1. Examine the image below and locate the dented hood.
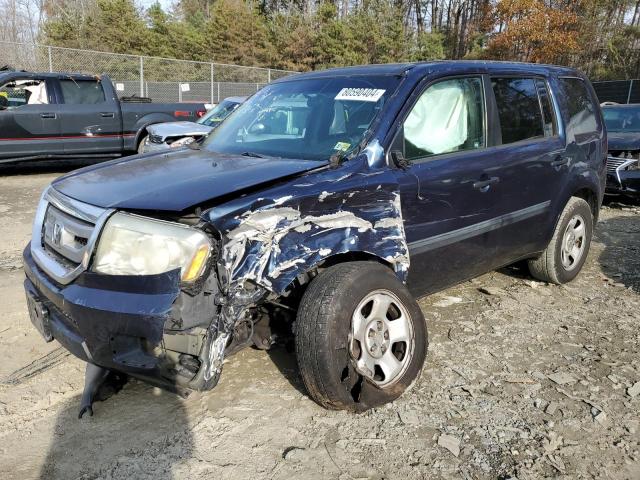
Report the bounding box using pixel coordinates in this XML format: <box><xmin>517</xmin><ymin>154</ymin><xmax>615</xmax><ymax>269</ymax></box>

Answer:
<box><xmin>52</xmin><ymin>149</ymin><xmax>327</xmax><ymax>211</ymax></box>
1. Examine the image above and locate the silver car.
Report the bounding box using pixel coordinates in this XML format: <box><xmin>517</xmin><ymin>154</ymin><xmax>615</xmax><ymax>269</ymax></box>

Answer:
<box><xmin>142</xmin><ymin>96</ymin><xmax>246</xmax><ymax>152</ymax></box>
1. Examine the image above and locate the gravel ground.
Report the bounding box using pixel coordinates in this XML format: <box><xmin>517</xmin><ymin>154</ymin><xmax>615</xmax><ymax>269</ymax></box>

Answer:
<box><xmin>0</xmin><ymin>168</ymin><xmax>639</xmax><ymax>480</ymax></box>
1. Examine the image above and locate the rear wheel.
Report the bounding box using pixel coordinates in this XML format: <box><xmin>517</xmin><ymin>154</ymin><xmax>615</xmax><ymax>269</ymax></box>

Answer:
<box><xmin>528</xmin><ymin>197</ymin><xmax>593</xmax><ymax>284</ymax></box>
<box><xmin>294</xmin><ymin>262</ymin><xmax>428</xmax><ymax>412</ymax></box>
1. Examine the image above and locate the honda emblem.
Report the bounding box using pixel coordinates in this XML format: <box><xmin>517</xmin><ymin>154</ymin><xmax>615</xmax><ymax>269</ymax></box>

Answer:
<box><xmin>52</xmin><ymin>222</ymin><xmax>63</xmax><ymax>247</ymax></box>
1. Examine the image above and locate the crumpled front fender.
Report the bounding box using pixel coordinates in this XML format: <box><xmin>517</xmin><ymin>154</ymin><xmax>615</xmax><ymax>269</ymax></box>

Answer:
<box><xmin>205</xmin><ymin>155</ymin><xmax>409</xmax><ymax>297</ymax></box>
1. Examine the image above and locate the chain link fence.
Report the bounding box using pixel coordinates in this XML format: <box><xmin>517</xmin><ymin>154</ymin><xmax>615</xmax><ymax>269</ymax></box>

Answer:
<box><xmin>592</xmin><ymin>80</ymin><xmax>640</xmax><ymax>104</ymax></box>
<box><xmin>0</xmin><ymin>41</ymin><xmax>297</xmax><ymax>103</ymax></box>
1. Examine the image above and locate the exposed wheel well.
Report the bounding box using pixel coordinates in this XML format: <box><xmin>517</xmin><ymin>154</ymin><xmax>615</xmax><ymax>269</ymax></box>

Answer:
<box><xmin>278</xmin><ymin>252</ymin><xmax>396</xmax><ymax>309</ymax></box>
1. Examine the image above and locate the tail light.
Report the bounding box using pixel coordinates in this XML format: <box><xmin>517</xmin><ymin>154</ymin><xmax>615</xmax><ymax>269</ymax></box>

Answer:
<box><xmin>196</xmin><ymin>110</ymin><xmax>206</xmax><ymax>118</ymax></box>
<box><xmin>174</xmin><ymin>111</ymin><xmax>191</xmax><ymax>118</ymax></box>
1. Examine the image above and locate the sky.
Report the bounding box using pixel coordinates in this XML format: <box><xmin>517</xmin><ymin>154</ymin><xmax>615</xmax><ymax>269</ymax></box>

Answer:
<box><xmin>136</xmin><ymin>0</ymin><xmax>174</xmax><ymax>11</ymax></box>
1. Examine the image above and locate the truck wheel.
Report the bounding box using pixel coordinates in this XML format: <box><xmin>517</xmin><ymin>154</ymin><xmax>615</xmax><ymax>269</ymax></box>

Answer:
<box><xmin>137</xmin><ymin>134</ymin><xmax>148</xmax><ymax>154</ymax></box>
<box><xmin>295</xmin><ymin>262</ymin><xmax>428</xmax><ymax>412</ymax></box>
<box><xmin>528</xmin><ymin>197</ymin><xmax>593</xmax><ymax>284</ymax></box>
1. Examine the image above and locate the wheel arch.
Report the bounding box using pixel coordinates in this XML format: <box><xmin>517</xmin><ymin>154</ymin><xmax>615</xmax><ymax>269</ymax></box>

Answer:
<box><xmin>129</xmin><ymin>112</ymin><xmax>176</xmax><ymax>150</ymax></box>
<box><xmin>280</xmin><ymin>251</ymin><xmax>397</xmax><ymax>299</ymax></box>
<box><xmin>556</xmin><ymin>169</ymin><xmax>603</xmax><ymax>228</ymax></box>
<box><xmin>571</xmin><ymin>186</ymin><xmax>600</xmax><ymax>223</ymax></box>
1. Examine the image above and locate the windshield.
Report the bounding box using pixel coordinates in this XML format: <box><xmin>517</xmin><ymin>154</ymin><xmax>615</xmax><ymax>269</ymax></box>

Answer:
<box><xmin>603</xmin><ymin>106</ymin><xmax>640</xmax><ymax>133</ymax></box>
<box><xmin>198</xmin><ymin>99</ymin><xmax>241</xmax><ymax>127</ymax></box>
<box><xmin>202</xmin><ymin>75</ymin><xmax>402</xmax><ymax>161</ymax></box>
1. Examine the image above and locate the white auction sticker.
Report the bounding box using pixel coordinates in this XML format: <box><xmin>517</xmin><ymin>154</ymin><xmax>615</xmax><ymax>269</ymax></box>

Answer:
<box><xmin>335</xmin><ymin>88</ymin><xmax>385</xmax><ymax>102</ymax></box>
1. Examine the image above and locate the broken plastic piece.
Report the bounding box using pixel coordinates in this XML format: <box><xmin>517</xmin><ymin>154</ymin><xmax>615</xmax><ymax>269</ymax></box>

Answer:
<box><xmin>78</xmin><ymin>362</ymin><xmax>111</xmax><ymax>419</ymax></box>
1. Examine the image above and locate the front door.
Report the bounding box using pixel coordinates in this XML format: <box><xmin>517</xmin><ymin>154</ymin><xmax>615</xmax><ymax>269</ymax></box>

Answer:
<box><xmin>395</xmin><ymin>75</ymin><xmax>505</xmax><ymax>296</ymax></box>
<box><xmin>0</xmin><ymin>76</ymin><xmax>62</xmax><ymax>161</ymax></box>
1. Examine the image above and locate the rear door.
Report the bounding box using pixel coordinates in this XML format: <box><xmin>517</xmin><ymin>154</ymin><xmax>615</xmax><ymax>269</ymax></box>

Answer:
<box><xmin>52</xmin><ymin>77</ymin><xmax>123</xmax><ymax>154</ymax></box>
<box><xmin>0</xmin><ymin>75</ymin><xmax>62</xmax><ymax>160</ymax></box>
<box><xmin>483</xmin><ymin>75</ymin><xmax>566</xmax><ymax>265</ymax></box>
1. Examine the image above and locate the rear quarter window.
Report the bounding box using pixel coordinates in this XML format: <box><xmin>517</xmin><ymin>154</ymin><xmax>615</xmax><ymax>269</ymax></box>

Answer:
<box><xmin>558</xmin><ymin>77</ymin><xmax>599</xmax><ymax>142</ymax></box>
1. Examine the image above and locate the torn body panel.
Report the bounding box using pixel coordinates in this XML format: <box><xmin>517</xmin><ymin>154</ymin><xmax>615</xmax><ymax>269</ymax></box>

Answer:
<box><xmin>207</xmin><ymin>155</ymin><xmax>409</xmax><ymax>294</ymax></box>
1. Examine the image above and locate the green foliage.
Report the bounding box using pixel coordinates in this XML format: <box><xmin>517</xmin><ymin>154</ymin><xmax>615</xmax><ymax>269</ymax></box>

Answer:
<box><xmin>268</xmin><ymin>12</ymin><xmax>315</xmax><ymax>71</ymax></box>
<box><xmin>204</xmin><ymin>0</ymin><xmax>275</xmax><ymax>67</ymax></box>
<box><xmin>410</xmin><ymin>32</ymin><xmax>446</xmax><ymax>62</ymax></box>
<box><xmin>346</xmin><ymin>0</ymin><xmax>408</xmax><ymax>64</ymax></box>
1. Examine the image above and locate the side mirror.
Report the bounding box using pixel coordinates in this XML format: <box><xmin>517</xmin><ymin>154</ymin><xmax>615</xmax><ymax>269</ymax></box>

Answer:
<box><xmin>391</xmin><ymin>150</ymin><xmax>411</xmax><ymax>169</ymax></box>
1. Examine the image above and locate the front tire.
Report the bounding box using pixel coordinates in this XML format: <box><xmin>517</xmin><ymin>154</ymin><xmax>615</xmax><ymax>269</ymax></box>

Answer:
<box><xmin>294</xmin><ymin>262</ymin><xmax>428</xmax><ymax>412</ymax></box>
<box><xmin>528</xmin><ymin>197</ymin><xmax>593</xmax><ymax>284</ymax></box>
<box><xmin>137</xmin><ymin>134</ymin><xmax>148</xmax><ymax>154</ymax></box>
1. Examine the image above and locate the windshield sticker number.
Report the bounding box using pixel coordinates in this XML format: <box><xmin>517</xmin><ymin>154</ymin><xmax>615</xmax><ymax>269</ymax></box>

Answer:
<box><xmin>335</xmin><ymin>88</ymin><xmax>385</xmax><ymax>102</ymax></box>
<box><xmin>334</xmin><ymin>142</ymin><xmax>351</xmax><ymax>151</ymax></box>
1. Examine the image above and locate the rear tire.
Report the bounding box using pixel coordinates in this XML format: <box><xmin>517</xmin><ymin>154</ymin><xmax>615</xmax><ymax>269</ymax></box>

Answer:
<box><xmin>528</xmin><ymin>197</ymin><xmax>593</xmax><ymax>284</ymax></box>
<box><xmin>294</xmin><ymin>262</ymin><xmax>428</xmax><ymax>412</ymax></box>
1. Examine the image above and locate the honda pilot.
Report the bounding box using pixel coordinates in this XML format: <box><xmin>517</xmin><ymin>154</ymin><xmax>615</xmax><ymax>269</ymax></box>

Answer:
<box><xmin>23</xmin><ymin>62</ymin><xmax>606</xmax><ymax>416</ymax></box>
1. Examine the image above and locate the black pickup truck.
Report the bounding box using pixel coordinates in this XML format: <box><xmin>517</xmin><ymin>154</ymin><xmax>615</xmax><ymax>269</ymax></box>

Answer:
<box><xmin>0</xmin><ymin>70</ymin><xmax>207</xmax><ymax>163</ymax></box>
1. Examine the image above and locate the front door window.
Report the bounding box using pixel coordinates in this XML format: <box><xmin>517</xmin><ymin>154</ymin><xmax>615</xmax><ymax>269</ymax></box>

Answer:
<box><xmin>0</xmin><ymin>78</ymin><xmax>49</xmax><ymax>110</ymax></box>
<box><xmin>403</xmin><ymin>77</ymin><xmax>485</xmax><ymax>160</ymax></box>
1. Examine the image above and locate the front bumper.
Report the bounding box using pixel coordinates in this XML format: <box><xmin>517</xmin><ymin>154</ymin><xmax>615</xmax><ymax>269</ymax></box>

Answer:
<box><xmin>23</xmin><ymin>244</ymin><xmax>193</xmax><ymax>392</ymax></box>
<box><xmin>606</xmin><ymin>156</ymin><xmax>640</xmax><ymax>197</ymax></box>
<box><xmin>606</xmin><ymin>170</ymin><xmax>640</xmax><ymax>196</ymax></box>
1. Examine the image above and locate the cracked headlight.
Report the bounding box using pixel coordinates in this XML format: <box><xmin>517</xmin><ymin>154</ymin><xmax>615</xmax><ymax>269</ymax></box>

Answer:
<box><xmin>93</xmin><ymin>212</ymin><xmax>212</xmax><ymax>282</ymax></box>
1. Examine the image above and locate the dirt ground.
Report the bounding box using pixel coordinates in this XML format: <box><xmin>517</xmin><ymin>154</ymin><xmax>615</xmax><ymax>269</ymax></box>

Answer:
<box><xmin>0</xmin><ymin>166</ymin><xmax>639</xmax><ymax>480</ymax></box>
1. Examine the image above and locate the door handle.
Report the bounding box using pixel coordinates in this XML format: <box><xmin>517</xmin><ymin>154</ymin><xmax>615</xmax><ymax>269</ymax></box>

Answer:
<box><xmin>100</xmin><ymin>112</ymin><xmax>115</xmax><ymax>118</ymax></box>
<box><xmin>40</xmin><ymin>113</ymin><xmax>56</xmax><ymax>119</ymax></box>
<box><xmin>473</xmin><ymin>176</ymin><xmax>500</xmax><ymax>192</ymax></box>
<box><xmin>551</xmin><ymin>157</ymin><xmax>569</xmax><ymax>169</ymax></box>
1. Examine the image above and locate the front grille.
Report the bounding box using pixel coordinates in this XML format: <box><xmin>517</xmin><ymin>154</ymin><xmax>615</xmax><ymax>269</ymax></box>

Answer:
<box><xmin>149</xmin><ymin>134</ymin><xmax>164</xmax><ymax>144</ymax></box>
<box><xmin>31</xmin><ymin>188</ymin><xmax>111</xmax><ymax>285</ymax></box>
<box><xmin>607</xmin><ymin>156</ymin><xmax>631</xmax><ymax>174</ymax></box>
<box><xmin>42</xmin><ymin>205</ymin><xmax>94</xmax><ymax>266</ymax></box>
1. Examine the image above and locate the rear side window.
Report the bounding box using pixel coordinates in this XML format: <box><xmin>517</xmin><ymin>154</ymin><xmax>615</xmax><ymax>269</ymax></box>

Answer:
<box><xmin>60</xmin><ymin>80</ymin><xmax>105</xmax><ymax>104</ymax></box>
<box><xmin>402</xmin><ymin>77</ymin><xmax>485</xmax><ymax>160</ymax></box>
<box><xmin>559</xmin><ymin>77</ymin><xmax>598</xmax><ymax>140</ymax></box>
<box><xmin>492</xmin><ymin>77</ymin><xmax>546</xmax><ymax>144</ymax></box>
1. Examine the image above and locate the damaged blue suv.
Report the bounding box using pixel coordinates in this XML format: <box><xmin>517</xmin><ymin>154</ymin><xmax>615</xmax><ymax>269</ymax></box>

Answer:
<box><xmin>24</xmin><ymin>62</ymin><xmax>606</xmax><ymax>416</ymax></box>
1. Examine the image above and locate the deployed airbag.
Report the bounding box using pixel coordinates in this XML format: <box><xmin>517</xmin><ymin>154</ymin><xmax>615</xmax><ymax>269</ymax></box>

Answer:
<box><xmin>404</xmin><ymin>82</ymin><xmax>468</xmax><ymax>155</ymax></box>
